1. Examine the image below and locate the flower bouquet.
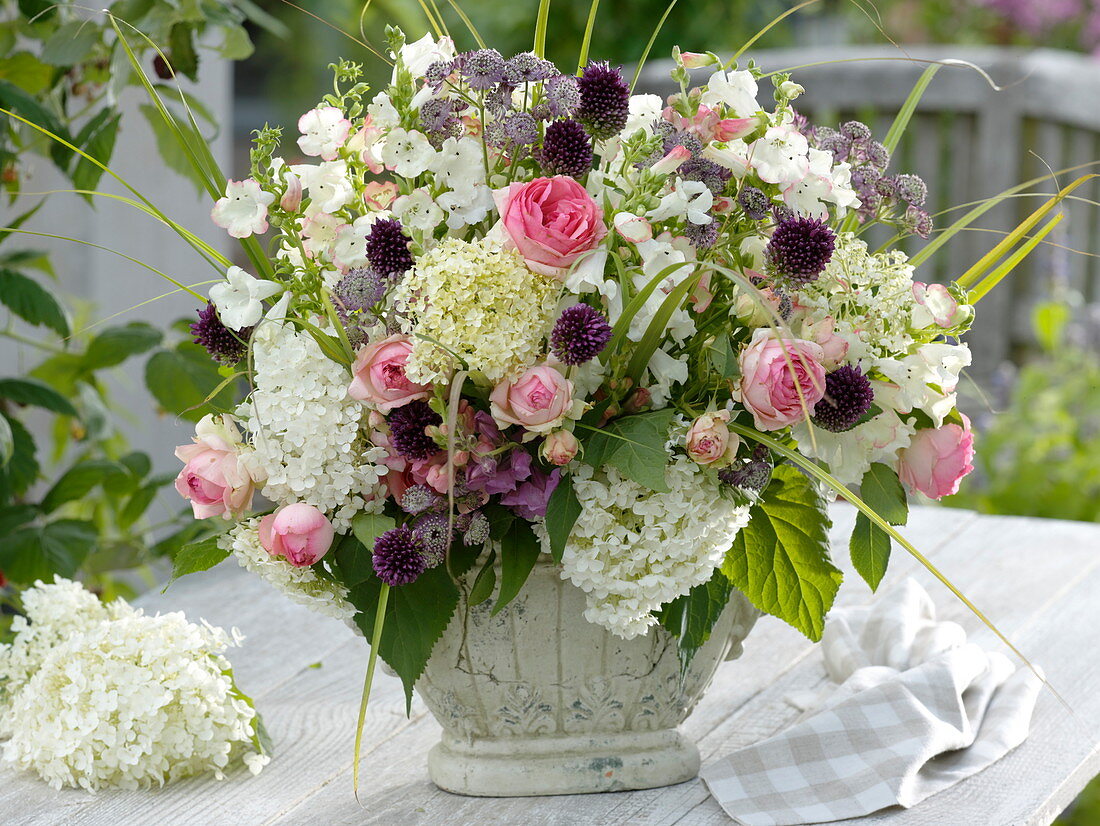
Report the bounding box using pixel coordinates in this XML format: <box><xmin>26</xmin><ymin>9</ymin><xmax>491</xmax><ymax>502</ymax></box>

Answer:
<box><xmin>16</xmin><ymin>3</ymin><xmax>1079</xmax><ymax>800</ymax></box>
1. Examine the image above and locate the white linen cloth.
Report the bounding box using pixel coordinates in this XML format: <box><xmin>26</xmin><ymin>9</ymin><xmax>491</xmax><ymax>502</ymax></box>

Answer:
<box><xmin>700</xmin><ymin>579</ymin><xmax>1042</xmax><ymax>826</ymax></box>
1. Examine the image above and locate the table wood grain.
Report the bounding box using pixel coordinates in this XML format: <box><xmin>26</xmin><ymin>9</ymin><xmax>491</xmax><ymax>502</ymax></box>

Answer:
<box><xmin>3</xmin><ymin>505</ymin><xmax>1099</xmax><ymax>826</ymax></box>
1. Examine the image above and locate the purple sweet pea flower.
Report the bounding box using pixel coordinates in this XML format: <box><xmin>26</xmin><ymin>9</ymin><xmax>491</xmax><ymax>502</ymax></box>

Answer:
<box><xmin>501</xmin><ymin>468</ymin><xmax>561</xmax><ymax>520</ymax></box>
<box><xmin>466</xmin><ymin>448</ymin><xmax>533</xmax><ymax>496</ymax></box>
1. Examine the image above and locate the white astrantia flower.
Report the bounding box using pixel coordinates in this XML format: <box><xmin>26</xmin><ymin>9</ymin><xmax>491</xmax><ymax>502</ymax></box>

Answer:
<box><xmin>436</xmin><ymin>183</ymin><xmax>494</xmax><ymax>229</ymax></box>
<box><xmin>242</xmin><ymin>319</ymin><xmax>388</xmax><ymax>532</ymax></box>
<box><xmin>393</xmin><ymin>188</ymin><xmax>445</xmax><ymax>233</ymax></box>
<box><xmin>648</xmin><ymin>177</ymin><xmax>714</xmax><ymax>225</ymax></box>
<box><xmin>562</xmin><ymin>456</ymin><xmax>751</xmax><ymax>639</ymax></box>
<box><xmin>296</xmin><ymin>106</ymin><xmax>352</xmax><ymax>161</ymax></box>
<box><xmin>382</xmin><ymin>128</ymin><xmax>435</xmax><ymax>177</ymax></box>
<box><xmin>221</xmin><ymin>520</ymin><xmax>355</xmax><ymax>621</ymax></box>
<box><xmin>210</xmin><ymin>179</ymin><xmax>275</xmax><ymax>239</ymax></box>
<box><xmin>291</xmin><ymin>160</ymin><xmax>356</xmax><ymax>215</ymax></box>
<box><xmin>209</xmin><ymin>267</ymin><xmax>282</xmax><ymax>331</ymax></box>
<box><xmin>750</xmin><ymin>126</ymin><xmax>810</xmax><ymax>185</ymax></box>
<box><xmin>700</xmin><ymin>69</ymin><xmax>759</xmax><ymax>117</ymax></box>
<box><xmin>0</xmin><ymin>577</ymin><xmax>266</xmax><ymax>791</ymax></box>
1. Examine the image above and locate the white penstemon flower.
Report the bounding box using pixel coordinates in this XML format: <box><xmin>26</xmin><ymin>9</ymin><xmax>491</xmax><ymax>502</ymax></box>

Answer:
<box><xmin>381</xmin><ymin>128</ymin><xmax>436</xmax><ymax>177</ymax></box>
<box><xmin>210</xmin><ymin>179</ymin><xmax>275</xmax><ymax>239</ymax></box>
<box><xmin>393</xmin><ymin>188</ymin><xmax>445</xmax><ymax>233</ymax></box>
<box><xmin>750</xmin><ymin>125</ymin><xmax>810</xmax><ymax>185</ymax></box>
<box><xmin>291</xmin><ymin>160</ymin><xmax>356</xmax><ymax>215</ymax></box>
<box><xmin>296</xmin><ymin>106</ymin><xmax>352</xmax><ymax>161</ymax></box>
<box><xmin>209</xmin><ymin>267</ymin><xmax>282</xmax><ymax>331</ymax></box>
<box><xmin>394</xmin><ymin>32</ymin><xmax>456</xmax><ymax>80</ymax></box>
<box><xmin>332</xmin><ymin>214</ymin><xmax>384</xmax><ymax>269</ymax></box>
<box><xmin>428</xmin><ymin>136</ymin><xmax>485</xmax><ymax>190</ymax></box>
<box><xmin>700</xmin><ymin>68</ymin><xmax>759</xmax><ymax>117</ymax></box>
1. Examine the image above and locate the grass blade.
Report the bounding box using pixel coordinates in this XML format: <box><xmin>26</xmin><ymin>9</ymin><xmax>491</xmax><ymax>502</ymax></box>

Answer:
<box><xmin>444</xmin><ymin>0</ymin><xmax>486</xmax><ymax>48</ymax></box>
<box><xmin>533</xmin><ymin>0</ymin><xmax>552</xmax><ymax>59</ymax></box>
<box><xmin>726</xmin><ymin>0</ymin><xmax>822</xmax><ymax>69</ymax></box>
<box><xmin>630</xmin><ymin>0</ymin><xmax>678</xmax><ymax>92</ymax></box>
<box><xmin>576</xmin><ymin>0</ymin><xmax>600</xmax><ymax>74</ymax></box>
<box><xmin>969</xmin><ymin>212</ymin><xmax>1064</xmax><ymax>302</ymax></box>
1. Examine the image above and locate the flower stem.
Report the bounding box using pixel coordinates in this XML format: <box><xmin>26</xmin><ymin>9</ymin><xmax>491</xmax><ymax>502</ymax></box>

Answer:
<box><xmin>353</xmin><ymin>583</ymin><xmax>389</xmax><ymax>803</ymax></box>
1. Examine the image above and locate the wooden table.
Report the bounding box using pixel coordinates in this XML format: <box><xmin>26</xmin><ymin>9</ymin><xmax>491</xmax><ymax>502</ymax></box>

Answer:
<box><xmin>4</xmin><ymin>505</ymin><xmax>1100</xmax><ymax>825</ymax></box>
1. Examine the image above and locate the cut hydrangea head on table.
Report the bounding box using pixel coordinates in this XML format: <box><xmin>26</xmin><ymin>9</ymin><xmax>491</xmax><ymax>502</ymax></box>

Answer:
<box><xmin>175</xmin><ymin>29</ymin><xmax>1043</xmax><ymax>716</ymax></box>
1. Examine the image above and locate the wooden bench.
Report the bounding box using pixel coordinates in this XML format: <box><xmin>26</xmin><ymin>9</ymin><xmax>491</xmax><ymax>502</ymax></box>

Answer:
<box><xmin>3</xmin><ymin>505</ymin><xmax>1099</xmax><ymax>824</ymax></box>
<box><xmin>641</xmin><ymin>46</ymin><xmax>1100</xmax><ymax>380</ymax></box>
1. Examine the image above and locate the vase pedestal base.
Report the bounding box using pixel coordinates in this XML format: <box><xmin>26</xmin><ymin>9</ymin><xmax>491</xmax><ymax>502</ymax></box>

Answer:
<box><xmin>427</xmin><ymin>728</ymin><xmax>700</xmax><ymax>797</ymax></box>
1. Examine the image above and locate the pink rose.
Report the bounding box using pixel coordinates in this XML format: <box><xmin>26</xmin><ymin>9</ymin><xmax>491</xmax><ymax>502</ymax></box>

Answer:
<box><xmin>738</xmin><ymin>329</ymin><xmax>827</xmax><ymax>431</ymax></box>
<box><xmin>490</xmin><ymin>365</ymin><xmax>574</xmax><ymax>434</ymax></box>
<box><xmin>493</xmin><ymin>176</ymin><xmax>607</xmax><ymax>278</ymax></box>
<box><xmin>686</xmin><ymin>411</ymin><xmax>740</xmax><ymax>466</ymax></box>
<box><xmin>259</xmin><ymin>503</ymin><xmax>335</xmax><ymax>567</ymax></box>
<box><xmin>541</xmin><ymin>430</ymin><xmax>580</xmax><ymax>466</ymax></box>
<box><xmin>174</xmin><ymin>415</ymin><xmax>258</xmax><ymax>519</ymax></box>
<box><xmin>348</xmin><ymin>335</ymin><xmax>432</xmax><ymax>412</ymax></box>
<box><xmin>897</xmin><ymin>415</ymin><xmax>975</xmax><ymax>500</ymax></box>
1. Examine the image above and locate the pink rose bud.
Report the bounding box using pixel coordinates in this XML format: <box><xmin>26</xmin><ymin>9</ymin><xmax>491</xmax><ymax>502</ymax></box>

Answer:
<box><xmin>897</xmin><ymin>415</ymin><xmax>975</xmax><ymax>500</ymax></box>
<box><xmin>492</xmin><ymin>176</ymin><xmax>608</xmax><ymax>279</ymax></box>
<box><xmin>542</xmin><ymin>430</ymin><xmax>580</xmax><ymax>466</ymax></box>
<box><xmin>174</xmin><ymin>415</ymin><xmax>258</xmax><ymax>519</ymax></box>
<box><xmin>803</xmin><ymin>316</ymin><xmax>849</xmax><ymax>368</ymax></box>
<box><xmin>348</xmin><ymin>334</ymin><xmax>432</xmax><ymax>412</ymax></box>
<box><xmin>650</xmin><ymin>145</ymin><xmax>692</xmax><ymax>176</ymax></box>
<box><xmin>259</xmin><ymin>503</ymin><xmax>335</xmax><ymax>567</ymax></box>
<box><xmin>737</xmin><ymin>329</ymin><xmax>827</xmax><ymax>431</ymax></box>
<box><xmin>623</xmin><ymin>387</ymin><xmax>652</xmax><ymax>414</ymax></box>
<box><xmin>490</xmin><ymin>364</ymin><xmax>574</xmax><ymax>434</ymax></box>
<box><xmin>280</xmin><ymin>169</ymin><xmax>302</xmax><ymax>212</ymax></box>
<box><xmin>685</xmin><ymin>411</ymin><xmax>739</xmax><ymax>466</ymax></box>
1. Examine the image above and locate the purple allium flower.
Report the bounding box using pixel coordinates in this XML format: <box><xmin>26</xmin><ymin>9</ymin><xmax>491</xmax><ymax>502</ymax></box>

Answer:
<box><xmin>685</xmin><ymin>220</ymin><xmax>719</xmax><ymax>250</ymax></box>
<box><xmin>840</xmin><ymin>120</ymin><xmax>872</xmax><ymax>142</ymax></box>
<box><xmin>388</xmin><ymin>401</ymin><xmax>442</xmax><ymax>460</ymax></box>
<box><xmin>541</xmin><ymin>119</ymin><xmax>593</xmax><ymax>178</ymax></box>
<box><xmin>457</xmin><ymin>48</ymin><xmax>506</xmax><ymax>90</ymax></box>
<box><xmin>501</xmin><ymin>468</ymin><xmax>560</xmax><ymax>520</ymax></box>
<box><xmin>504</xmin><ymin>111</ymin><xmax>539</xmax><ymax>146</ymax></box>
<box><xmin>738</xmin><ymin>186</ymin><xmax>771</xmax><ymax>220</ymax></box>
<box><xmin>550</xmin><ymin>304</ymin><xmax>612</xmax><ymax>365</ymax></box>
<box><xmin>545</xmin><ymin>74</ymin><xmax>581</xmax><ymax>118</ymax></box>
<box><xmin>372</xmin><ymin>525</ymin><xmax>428</xmax><ymax>586</ymax></box>
<box><xmin>191</xmin><ymin>303</ymin><xmax>250</xmax><ymax>365</ymax></box>
<box><xmin>401</xmin><ymin>484</ymin><xmax>442</xmax><ymax>515</ymax></box>
<box><xmin>894</xmin><ymin>173</ymin><xmax>928</xmax><ymax>207</ymax></box>
<box><xmin>718</xmin><ymin>461</ymin><xmax>773</xmax><ymax>492</ymax></box>
<box><xmin>765</xmin><ymin>216</ymin><xmax>837</xmax><ymax>285</ymax></box>
<box><xmin>365</xmin><ymin>218</ymin><xmax>413</xmax><ymax>277</ymax></box>
<box><xmin>811</xmin><ymin>366</ymin><xmax>875</xmax><ymax>432</ymax></box>
<box><xmin>576</xmin><ymin>61</ymin><xmax>630</xmax><ymax>141</ymax></box>
<box><xmin>413</xmin><ymin>513</ymin><xmax>451</xmax><ymax>567</ymax></box>
<box><xmin>507</xmin><ymin>51</ymin><xmax>557</xmax><ymax>82</ymax></box>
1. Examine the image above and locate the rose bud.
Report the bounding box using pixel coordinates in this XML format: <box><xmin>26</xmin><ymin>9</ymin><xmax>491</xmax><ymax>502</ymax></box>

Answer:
<box><xmin>259</xmin><ymin>503</ymin><xmax>335</xmax><ymax>567</ymax></box>
<box><xmin>542</xmin><ymin>430</ymin><xmax>580</xmax><ymax>466</ymax></box>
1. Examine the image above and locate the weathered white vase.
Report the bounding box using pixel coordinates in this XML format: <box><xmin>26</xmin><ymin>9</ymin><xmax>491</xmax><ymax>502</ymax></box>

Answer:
<box><xmin>417</xmin><ymin>559</ymin><xmax>760</xmax><ymax>796</ymax></box>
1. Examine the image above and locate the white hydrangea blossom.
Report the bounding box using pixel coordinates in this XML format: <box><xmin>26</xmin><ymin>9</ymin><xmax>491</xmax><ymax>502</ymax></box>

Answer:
<box><xmin>0</xmin><ymin>578</ymin><xmax>265</xmax><ymax>791</ymax></box>
<box><xmin>220</xmin><ymin>520</ymin><xmax>355</xmax><ymax>621</ymax></box>
<box><xmin>561</xmin><ymin>456</ymin><xmax>751</xmax><ymax>639</ymax></box>
<box><xmin>243</xmin><ymin>319</ymin><xmax>388</xmax><ymax>532</ymax></box>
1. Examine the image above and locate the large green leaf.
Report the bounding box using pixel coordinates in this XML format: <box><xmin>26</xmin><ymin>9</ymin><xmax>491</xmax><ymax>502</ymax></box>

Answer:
<box><xmin>0</xmin><ymin>268</ymin><xmax>69</xmax><ymax>337</ymax></box>
<box><xmin>40</xmin><ymin>458</ymin><xmax>131</xmax><ymax>513</ymax></box>
<box><xmin>351</xmin><ymin>511</ymin><xmax>396</xmax><ymax>553</ymax></box>
<box><xmin>850</xmin><ymin>511</ymin><xmax>891</xmax><ymax>592</ymax></box>
<box><xmin>655</xmin><ymin>570</ymin><xmax>735</xmax><ymax>669</ymax></box>
<box><xmin>721</xmin><ymin>465</ymin><xmax>841</xmax><ymax>641</ymax></box>
<box><xmin>40</xmin><ymin>21</ymin><xmax>101</xmax><ymax>67</ymax></box>
<box><xmin>492</xmin><ymin>514</ymin><xmax>540</xmax><ymax>615</ymax></box>
<box><xmin>544</xmin><ymin>471</ymin><xmax>581</xmax><ymax>563</ymax></box>
<box><xmin>333</xmin><ymin>531</ymin><xmax>375</xmax><ymax>588</ymax></box>
<box><xmin>579</xmin><ymin>408</ymin><xmax>676</xmax><ymax>492</ymax></box>
<box><xmin>468</xmin><ymin>548</ymin><xmax>497</xmax><ymax>606</ymax></box>
<box><xmin>859</xmin><ymin>463</ymin><xmax>908</xmax><ymax>526</ymax></box>
<box><xmin>348</xmin><ymin>565</ymin><xmax>461</xmax><ymax>711</ymax></box>
<box><xmin>70</xmin><ymin>108</ymin><xmax>121</xmax><ymax>193</ymax></box>
<box><xmin>0</xmin><ymin>377</ymin><xmax>78</xmax><ymax>417</ymax></box>
<box><xmin>0</xmin><ymin>414</ymin><xmax>38</xmax><ymax>502</ymax></box>
<box><xmin>0</xmin><ymin>519</ymin><xmax>96</xmax><ymax>583</ymax></box>
<box><xmin>0</xmin><ymin>52</ymin><xmax>52</xmax><ymax>95</ymax></box>
<box><xmin>83</xmin><ymin>322</ymin><xmax>162</xmax><ymax>370</ymax></box>
<box><xmin>167</xmin><ymin>535</ymin><xmax>231</xmax><ymax>588</ymax></box>
<box><xmin>145</xmin><ymin>342</ymin><xmax>238</xmax><ymax>421</ymax></box>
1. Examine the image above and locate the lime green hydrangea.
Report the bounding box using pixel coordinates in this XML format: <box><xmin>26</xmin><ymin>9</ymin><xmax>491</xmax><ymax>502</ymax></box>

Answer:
<box><xmin>393</xmin><ymin>237</ymin><xmax>561</xmax><ymax>384</ymax></box>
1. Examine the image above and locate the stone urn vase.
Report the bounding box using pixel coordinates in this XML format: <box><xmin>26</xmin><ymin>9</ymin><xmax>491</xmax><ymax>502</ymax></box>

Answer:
<box><xmin>417</xmin><ymin>559</ymin><xmax>760</xmax><ymax>797</ymax></box>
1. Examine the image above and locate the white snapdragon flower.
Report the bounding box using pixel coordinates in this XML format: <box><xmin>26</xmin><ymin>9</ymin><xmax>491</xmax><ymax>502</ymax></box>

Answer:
<box><xmin>648</xmin><ymin>178</ymin><xmax>714</xmax><ymax>225</ymax></box>
<box><xmin>296</xmin><ymin>106</ymin><xmax>352</xmax><ymax>161</ymax></box>
<box><xmin>702</xmin><ymin>139</ymin><xmax>753</xmax><ymax>178</ymax></box>
<box><xmin>436</xmin><ymin>184</ymin><xmax>494</xmax><ymax>229</ymax></box>
<box><xmin>394</xmin><ymin>33</ymin><xmax>456</xmax><ymax>80</ymax></box>
<box><xmin>393</xmin><ymin>189</ymin><xmax>445</xmax><ymax>233</ymax></box>
<box><xmin>291</xmin><ymin>160</ymin><xmax>356</xmax><ymax>215</ymax></box>
<box><xmin>875</xmin><ymin>343</ymin><xmax>972</xmax><ymax>427</ymax></box>
<box><xmin>700</xmin><ymin>69</ymin><xmax>759</xmax><ymax>117</ymax></box>
<box><xmin>382</xmin><ymin>128</ymin><xmax>435</xmax><ymax>177</ymax></box>
<box><xmin>793</xmin><ymin>407</ymin><xmax>917</xmax><ymax>489</ymax></box>
<box><xmin>428</xmin><ymin>136</ymin><xmax>485</xmax><ymax>190</ymax></box>
<box><xmin>646</xmin><ymin>347</ymin><xmax>689</xmax><ymax>408</ymax></box>
<box><xmin>210</xmin><ymin>179</ymin><xmax>275</xmax><ymax>239</ymax></box>
<box><xmin>332</xmin><ymin>214</ymin><xmax>383</xmax><ymax>269</ymax></box>
<box><xmin>750</xmin><ymin>126</ymin><xmax>810</xmax><ymax>184</ymax></box>
<box><xmin>623</xmin><ymin>93</ymin><xmax>664</xmax><ymax>136</ymax></box>
<box><xmin>209</xmin><ymin>267</ymin><xmax>282</xmax><ymax>331</ymax></box>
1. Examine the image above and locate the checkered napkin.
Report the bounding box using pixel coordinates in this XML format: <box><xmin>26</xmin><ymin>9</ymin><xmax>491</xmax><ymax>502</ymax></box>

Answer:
<box><xmin>700</xmin><ymin>579</ymin><xmax>1042</xmax><ymax>826</ymax></box>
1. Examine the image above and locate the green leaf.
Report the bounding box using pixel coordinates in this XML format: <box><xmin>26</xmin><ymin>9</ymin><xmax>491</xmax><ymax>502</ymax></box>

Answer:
<box><xmin>545</xmin><ymin>471</ymin><xmax>581</xmax><ymax>563</ymax></box>
<box><xmin>0</xmin><ymin>519</ymin><xmax>96</xmax><ymax>583</ymax></box>
<box><xmin>0</xmin><ymin>377</ymin><xmax>78</xmax><ymax>417</ymax></box>
<box><xmin>70</xmin><ymin>109</ymin><xmax>121</xmax><ymax>193</ymax></box>
<box><xmin>83</xmin><ymin>322</ymin><xmax>162</xmax><ymax>370</ymax></box>
<box><xmin>721</xmin><ymin>465</ymin><xmax>841</xmax><ymax>641</ymax></box>
<box><xmin>218</xmin><ymin>24</ymin><xmax>255</xmax><ymax>60</ymax></box>
<box><xmin>138</xmin><ymin>103</ymin><xmax>208</xmax><ymax>194</ymax></box>
<box><xmin>0</xmin><ymin>52</ymin><xmax>53</xmax><ymax>95</ymax></box>
<box><xmin>468</xmin><ymin>548</ymin><xmax>497</xmax><ymax>606</ymax></box>
<box><xmin>859</xmin><ymin>463</ymin><xmax>908</xmax><ymax>526</ymax></box>
<box><xmin>655</xmin><ymin>570</ymin><xmax>734</xmax><ymax>669</ymax></box>
<box><xmin>579</xmin><ymin>408</ymin><xmax>676</xmax><ymax>492</ymax></box>
<box><xmin>168</xmin><ymin>23</ymin><xmax>200</xmax><ymax>81</ymax></box>
<box><xmin>850</xmin><ymin>511</ymin><xmax>891</xmax><ymax>592</ymax></box>
<box><xmin>40</xmin><ymin>458</ymin><xmax>130</xmax><ymax>513</ymax></box>
<box><xmin>0</xmin><ymin>203</ymin><xmax>45</xmax><ymax>244</ymax></box>
<box><xmin>333</xmin><ymin>532</ymin><xmax>374</xmax><ymax>588</ymax></box>
<box><xmin>40</xmin><ymin>21</ymin><xmax>101</xmax><ymax>67</ymax></box>
<box><xmin>0</xmin><ymin>504</ymin><xmax>37</xmax><ymax>535</ymax></box>
<box><xmin>348</xmin><ymin>565</ymin><xmax>460</xmax><ymax>710</ymax></box>
<box><xmin>168</xmin><ymin>535</ymin><xmax>230</xmax><ymax>587</ymax></box>
<box><xmin>0</xmin><ymin>268</ymin><xmax>69</xmax><ymax>337</ymax></box>
<box><xmin>492</xmin><ymin>516</ymin><xmax>540</xmax><ymax>615</ymax></box>
<box><xmin>145</xmin><ymin>343</ymin><xmax>238</xmax><ymax>421</ymax></box>
<box><xmin>351</xmin><ymin>511</ymin><xmax>395</xmax><ymax>552</ymax></box>
<box><xmin>0</xmin><ymin>414</ymin><xmax>39</xmax><ymax>501</ymax></box>
<box><xmin>706</xmin><ymin>333</ymin><xmax>740</xmax><ymax>381</ymax></box>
